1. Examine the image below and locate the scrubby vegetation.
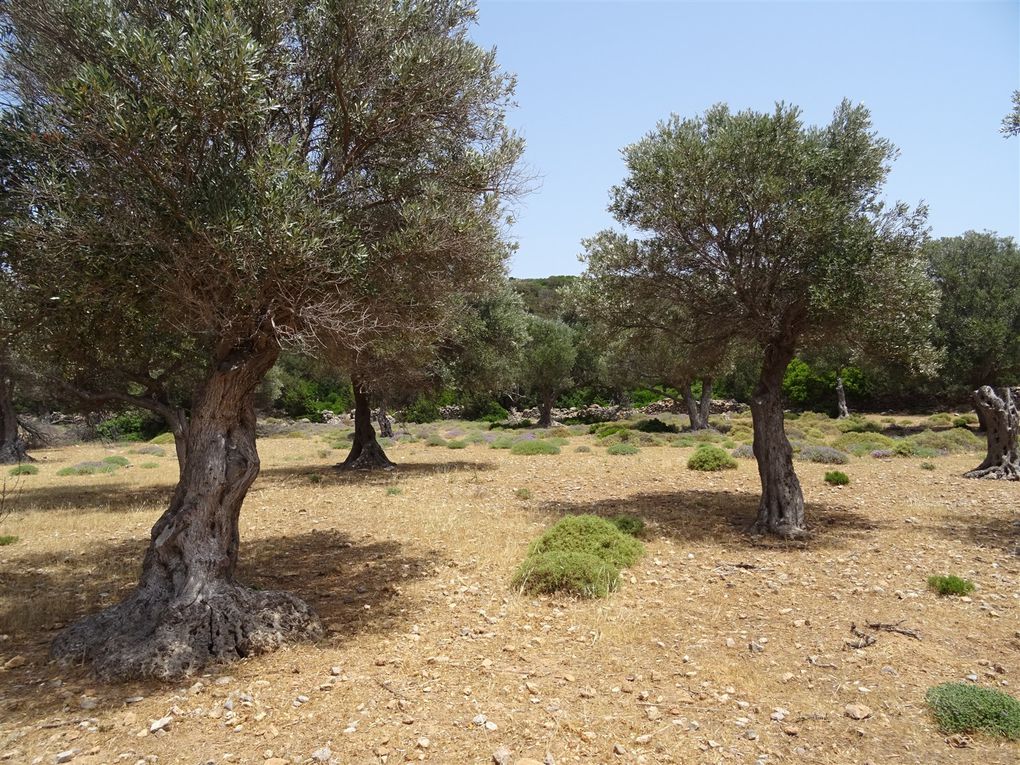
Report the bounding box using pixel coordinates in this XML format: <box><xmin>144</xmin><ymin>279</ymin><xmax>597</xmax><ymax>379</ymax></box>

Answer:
<box><xmin>510</xmin><ymin>439</ymin><xmax>560</xmax><ymax>455</ymax></box>
<box><xmin>927</xmin><ymin>574</ymin><xmax>975</xmax><ymax>597</ymax></box>
<box><xmin>824</xmin><ymin>470</ymin><xmax>850</xmax><ymax>486</ymax></box>
<box><xmin>607</xmin><ymin>443</ymin><xmax>639</xmax><ymax>456</ymax></box>
<box><xmin>687</xmin><ymin>444</ymin><xmax>738</xmax><ymax>471</ymax></box>
<box><xmin>8</xmin><ymin>464</ymin><xmax>37</xmax><ymax>476</ymax></box>
<box><xmin>925</xmin><ymin>683</ymin><xmax>1020</xmax><ymax>739</ymax></box>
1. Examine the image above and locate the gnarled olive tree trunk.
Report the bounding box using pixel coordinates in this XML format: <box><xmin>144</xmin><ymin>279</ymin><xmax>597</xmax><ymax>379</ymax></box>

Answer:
<box><xmin>341</xmin><ymin>381</ymin><xmax>394</xmax><ymax>470</ymax></box>
<box><xmin>375</xmin><ymin>401</ymin><xmax>394</xmax><ymax>439</ymax></box>
<box><xmin>683</xmin><ymin>378</ymin><xmax>714</xmax><ymax>430</ymax></box>
<box><xmin>835</xmin><ymin>376</ymin><xmax>850</xmax><ymax>419</ymax></box>
<box><xmin>537</xmin><ymin>392</ymin><xmax>555</xmax><ymax>428</ymax></box>
<box><xmin>52</xmin><ymin>337</ymin><xmax>321</xmax><ymax>679</ymax></box>
<box><xmin>750</xmin><ymin>339</ymin><xmax>806</xmax><ymax>538</ymax></box>
<box><xmin>0</xmin><ymin>362</ymin><xmax>30</xmax><ymax>464</ymax></box>
<box><xmin>965</xmin><ymin>385</ymin><xmax>1019</xmax><ymax>480</ymax></box>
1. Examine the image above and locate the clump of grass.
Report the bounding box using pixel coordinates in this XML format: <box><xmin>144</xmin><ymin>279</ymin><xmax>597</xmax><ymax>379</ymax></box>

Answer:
<box><xmin>512</xmin><ymin>515</ymin><xmax>644</xmax><ymax>598</ymax></box>
<box><xmin>285</xmin><ymin>430</ymin><xmax>309</xmax><ymax>439</ymax></box>
<box><xmin>610</xmin><ymin>515</ymin><xmax>645</xmax><ymax>537</ymax></box>
<box><xmin>425</xmin><ymin>434</ymin><xmax>448</xmax><ymax>447</ymax></box>
<box><xmin>0</xmin><ymin>535</ymin><xmax>18</xmax><ymax>546</ymax></box>
<box><xmin>139</xmin><ymin>462</ymin><xmax>160</xmax><ymax>469</ymax></box>
<box><xmin>927</xmin><ymin>574</ymin><xmax>975</xmax><ymax>597</ymax></box>
<box><xmin>514</xmin><ymin>487</ymin><xmax>532</xmax><ymax>500</ymax></box>
<box><xmin>833</xmin><ymin>431</ymin><xmax>896</xmax><ymax>456</ymax></box>
<box><xmin>633</xmin><ymin>417</ymin><xmax>678</xmax><ymax>434</ymax></box>
<box><xmin>687</xmin><ymin>444</ymin><xmax>737</xmax><ymax>471</ymax></box>
<box><xmin>9</xmin><ymin>464</ymin><xmax>37</xmax><ymax>476</ymax></box>
<box><xmin>575</xmin><ymin>445</ymin><xmax>591</xmax><ymax>453</ymax></box>
<box><xmin>102</xmin><ymin>455</ymin><xmax>130</xmax><ymax>467</ymax></box>
<box><xmin>607</xmin><ymin>443</ymin><xmax>639</xmax><ymax>456</ymax></box>
<box><xmin>731</xmin><ymin>444</ymin><xmax>755</xmax><ymax>459</ymax></box>
<box><xmin>56</xmin><ymin>461</ymin><xmax>117</xmax><ymax>476</ymax></box>
<box><xmin>824</xmin><ymin>470</ymin><xmax>850</xmax><ymax>486</ymax></box>
<box><xmin>920</xmin><ymin>461</ymin><xmax>936</xmax><ymax>471</ymax></box>
<box><xmin>149</xmin><ymin>432</ymin><xmax>175</xmax><ymax>445</ymax></box>
<box><xmin>489</xmin><ymin>434</ymin><xmax>515</xmax><ymax>449</ymax></box>
<box><xmin>510</xmin><ymin>439</ymin><xmax>560</xmax><ymax>456</ymax></box>
<box><xmin>836</xmin><ymin>416</ymin><xmax>884</xmax><ymax>434</ymax></box>
<box><xmin>308</xmin><ymin>473</ymin><xmax>324</xmax><ymax>484</ymax></box>
<box><xmin>446</xmin><ymin>439</ymin><xmax>468</xmax><ymax>450</ymax></box>
<box><xmin>925</xmin><ymin>683</ymin><xmax>1020</xmax><ymax>739</ymax></box>
<box><xmin>131</xmin><ymin>445</ymin><xmax>165</xmax><ymax>456</ymax></box>
<box><xmin>796</xmin><ymin>445</ymin><xmax>850</xmax><ymax>465</ymax></box>
<box><xmin>386</xmin><ymin>486</ymin><xmax>403</xmax><ymax>496</ymax></box>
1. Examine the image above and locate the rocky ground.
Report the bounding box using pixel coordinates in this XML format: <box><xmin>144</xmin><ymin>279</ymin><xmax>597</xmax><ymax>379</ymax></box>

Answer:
<box><xmin>0</xmin><ymin>419</ymin><xmax>1017</xmax><ymax>764</ymax></box>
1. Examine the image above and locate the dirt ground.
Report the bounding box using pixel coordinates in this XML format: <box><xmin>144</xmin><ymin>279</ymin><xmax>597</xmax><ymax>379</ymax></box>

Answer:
<box><xmin>0</xmin><ymin>425</ymin><xmax>1017</xmax><ymax>765</ymax></box>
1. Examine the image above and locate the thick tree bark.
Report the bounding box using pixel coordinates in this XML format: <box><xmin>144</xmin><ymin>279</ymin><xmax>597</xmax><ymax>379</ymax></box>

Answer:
<box><xmin>682</xmin><ymin>379</ymin><xmax>714</xmax><ymax>430</ymax></box>
<box><xmin>375</xmin><ymin>401</ymin><xmax>394</xmax><ymax>439</ymax></box>
<box><xmin>52</xmin><ymin>337</ymin><xmax>321</xmax><ymax>680</ymax></box>
<box><xmin>750</xmin><ymin>338</ymin><xmax>806</xmax><ymax>538</ymax></box>
<box><xmin>835</xmin><ymin>376</ymin><xmax>850</xmax><ymax>419</ymax></box>
<box><xmin>341</xmin><ymin>381</ymin><xmax>394</xmax><ymax>470</ymax></box>
<box><xmin>965</xmin><ymin>386</ymin><xmax>1020</xmax><ymax>480</ymax></box>
<box><xmin>698</xmin><ymin>377</ymin><xmax>713</xmax><ymax>428</ymax></box>
<box><xmin>0</xmin><ymin>363</ymin><xmax>30</xmax><ymax>464</ymax></box>
<box><xmin>537</xmin><ymin>392</ymin><xmax>554</xmax><ymax>428</ymax></box>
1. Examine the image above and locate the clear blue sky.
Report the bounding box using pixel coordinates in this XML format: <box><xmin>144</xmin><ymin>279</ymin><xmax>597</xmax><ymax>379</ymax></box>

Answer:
<box><xmin>470</xmin><ymin>1</ymin><xmax>1020</xmax><ymax>278</ymax></box>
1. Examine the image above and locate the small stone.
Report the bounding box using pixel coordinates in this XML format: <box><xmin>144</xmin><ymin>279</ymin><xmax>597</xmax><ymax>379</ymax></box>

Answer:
<box><xmin>330</xmin><ymin>666</ymin><xmax>342</xmax><ymax>676</ymax></box>
<box><xmin>79</xmin><ymin>697</ymin><xmax>98</xmax><ymax>710</ymax></box>
<box><xmin>148</xmin><ymin>717</ymin><xmax>172</xmax><ymax>733</ymax></box>
<box><xmin>634</xmin><ymin>734</ymin><xmax>652</xmax><ymax>744</ymax></box>
<box><xmin>844</xmin><ymin>704</ymin><xmax>872</xmax><ymax>720</ymax></box>
<box><xmin>613</xmin><ymin>744</ymin><xmax>626</xmax><ymax>755</ymax></box>
<box><xmin>492</xmin><ymin>746</ymin><xmax>511</xmax><ymax>765</ymax></box>
<box><xmin>579</xmin><ymin>687</ymin><xmax>596</xmax><ymax>699</ymax></box>
<box><xmin>725</xmin><ymin>638</ymin><xmax>736</xmax><ymax>648</ymax></box>
<box><xmin>770</xmin><ymin>709</ymin><xmax>786</xmax><ymax>721</ymax></box>
<box><xmin>645</xmin><ymin>706</ymin><xmax>661</xmax><ymax>721</ymax></box>
<box><xmin>485</xmin><ymin>720</ymin><xmax>498</xmax><ymax>731</ymax></box>
<box><xmin>793</xmin><ymin>619</ymin><xmax>806</xmax><ymax>628</ymax></box>
<box><xmin>310</xmin><ymin>747</ymin><xmax>331</xmax><ymax>763</ymax></box>
<box><xmin>965</xmin><ymin>674</ymin><xmax>978</xmax><ymax>682</ymax></box>
<box><xmin>417</xmin><ymin>737</ymin><xmax>430</xmax><ymax>749</ymax></box>
<box><xmin>782</xmin><ymin>725</ymin><xmax>800</xmax><ymax>736</ymax></box>
<box><xmin>749</xmin><ymin>641</ymin><xmax>764</xmax><ymax>653</ymax></box>
<box><xmin>744</xmin><ymin>730</ymin><xmax>758</xmax><ymax>740</ymax></box>
<box><xmin>55</xmin><ymin>751</ymin><xmax>76</xmax><ymax>764</ymax></box>
<box><xmin>782</xmin><ymin>672</ymin><xmax>795</xmax><ymax>683</ymax></box>
<box><xmin>580</xmin><ymin>731</ymin><xmax>596</xmax><ymax>742</ymax></box>
<box><xmin>473</xmin><ymin>714</ymin><xmax>488</xmax><ymax>726</ymax></box>
<box><xmin>2</xmin><ymin>655</ymin><xmax>26</xmax><ymax>670</ymax></box>
<box><xmin>214</xmin><ymin>676</ymin><xmax>232</xmax><ymax>686</ymax></box>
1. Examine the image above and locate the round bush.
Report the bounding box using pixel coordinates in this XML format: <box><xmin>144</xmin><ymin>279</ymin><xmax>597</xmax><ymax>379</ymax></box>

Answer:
<box><xmin>687</xmin><ymin>444</ymin><xmax>737</xmax><ymax>471</ymax></box>
<box><xmin>610</xmin><ymin>515</ymin><xmax>645</xmax><ymax>537</ymax></box>
<box><xmin>607</xmin><ymin>443</ymin><xmax>639</xmax><ymax>456</ymax></box>
<box><xmin>926</xmin><ymin>683</ymin><xmax>1020</xmax><ymax>739</ymax></box>
<box><xmin>510</xmin><ymin>439</ymin><xmax>560</xmax><ymax>456</ymax></box>
<box><xmin>9</xmin><ymin>464</ymin><xmax>38</xmax><ymax>476</ymax></box>
<box><xmin>446</xmin><ymin>439</ymin><xmax>468</xmax><ymax>449</ymax></box>
<box><xmin>823</xmin><ymin>470</ymin><xmax>850</xmax><ymax>486</ymax></box>
<box><xmin>102</xmin><ymin>455</ymin><xmax>130</xmax><ymax>466</ymax></box>
<box><xmin>527</xmin><ymin>515</ymin><xmax>643</xmax><ymax>569</ymax></box>
<box><xmin>796</xmin><ymin>445</ymin><xmax>850</xmax><ymax>465</ymax></box>
<box><xmin>512</xmin><ymin>550</ymin><xmax>620</xmax><ymax>598</ymax></box>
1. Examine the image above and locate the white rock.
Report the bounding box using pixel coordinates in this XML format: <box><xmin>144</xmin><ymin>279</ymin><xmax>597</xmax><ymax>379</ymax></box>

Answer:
<box><xmin>310</xmin><ymin>746</ymin><xmax>331</xmax><ymax>762</ymax></box>
<box><xmin>148</xmin><ymin>717</ymin><xmax>172</xmax><ymax>733</ymax></box>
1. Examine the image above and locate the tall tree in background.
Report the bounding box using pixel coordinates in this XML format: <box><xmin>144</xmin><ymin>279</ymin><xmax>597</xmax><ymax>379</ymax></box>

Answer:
<box><xmin>3</xmin><ymin>0</ymin><xmax>521</xmax><ymax>679</ymax></box>
<box><xmin>519</xmin><ymin>316</ymin><xmax>577</xmax><ymax>427</ymax></box>
<box><xmin>591</xmin><ymin>101</ymin><xmax>934</xmax><ymax>537</ymax></box>
<box><xmin>926</xmin><ymin>232</ymin><xmax>1020</xmax><ymax>480</ymax></box>
<box><xmin>1002</xmin><ymin>90</ymin><xmax>1020</xmax><ymax>137</ymax></box>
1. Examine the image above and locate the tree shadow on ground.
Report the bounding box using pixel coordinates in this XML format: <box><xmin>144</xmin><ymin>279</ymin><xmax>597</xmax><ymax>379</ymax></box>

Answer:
<box><xmin>6</xmin><ymin>482</ymin><xmax>175</xmax><ymax>514</ymax></box>
<box><xmin>931</xmin><ymin>511</ymin><xmax>1020</xmax><ymax>558</ymax></box>
<box><xmin>532</xmin><ymin>488</ymin><xmax>883</xmax><ymax>553</ymax></box>
<box><xmin>258</xmin><ymin>459</ymin><xmax>496</xmax><ymax>487</ymax></box>
<box><xmin>0</xmin><ymin>529</ymin><xmax>440</xmax><ymax>725</ymax></box>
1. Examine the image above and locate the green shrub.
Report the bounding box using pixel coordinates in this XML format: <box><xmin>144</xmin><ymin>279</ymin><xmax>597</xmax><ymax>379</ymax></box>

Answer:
<box><xmin>687</xmin><ymin>444</ymin><xmax>737</xmax><ymax>471</ymax></box>
<box><xmin>925</xmin><ymin>683</ymin><xmax>1020</xmax><ymax>739</ymax></box>
<box><xmin>893</xmin><ymin>440</ymin><xmax>939</xmax><ymax>458</ymax></box>
<box><xmin>836</xmin><ymin>416</ymin><xmax>884</xmax><ymax>434</ymax></box>
<box><xmin>102</xmin><ymin>455</ymin><xmax>130</xmax><ymax>467</ymax></box>
<box><xmin>462</xmin><ymin>396</ymin><xmax>509</xmax><ymax>423</ymax></box>
<box><xmin>797</xmin><ymin>445</ymin><xmax>850</xmax><ymax>465</ymax></box>
<box><xmin>731</xmin><ymin>444</ymin><xmax>755</xmax><ymax>459</ymax></box>
<box><xmin>833</xmin><ymin>431</ymin><xmax>895</xmax><ymax>456</ymax></box>
<box><xmin>544</xmin><ymin>436</ymin><xmax>570</xmax><ymax>447</ymax></box>
<box><xmin>386</xmin><ymin>486</ymin><xmax>403</xmax><ymax>496</ymax></box>
<box><xmin>95</xmin><ymin>409</ymin><xmax>164</xmax><ymax>442</ymax></box>
<box><xmin>514</xmin><ymin>487</ymin><xmax>532</xmax><ymax>500</ymax></box>
<box><xmin>149</xmin><ymin>432</ymin><xmax>175</xmax><ymax>445</ymax></box>
<box><xmin>308</xmin><ymin>473</ymin><xmax>324</xmax><ymax>484</ymax></box>
<box><xmin>510</xmin><ymin>440</ymin><xmax>560</xmax><ymax>456</ymax></box>
<box><xmin>9</xmin><ymin>464</ymin><xmax>38</xmax><ymax>476</ymax></box>
<box><xmin>590</xmin><ymin>423</ymin><xmax>628</xmax><ymax>438</ymax></box>
<box><xmin>607</xmin><ymin>443</ymin><xmax>639</xmax><ymax>456</ymax></box>
<box><xmin>526</xmin><ymin>515</ymin><xmax>644</xmax><ymax>569</ymax></box>
<box><xmin>575</xmin><ymin>445</ymin><xmax>591</xmax><ymax>453</ymax></box>
<box><xmin>951</xmin><ymin>416</ymin><xmax>971</xmax><ymax>428</ymax></box>
<box><xmin>634</xmin><ymin>417</ymin><xmax>678</xmax><ymax>434</ymax></box>
<box><xmin>905</xmin><ymin>428</ymin><xmax>983</xmax><ymax>454</ymax></box>
<box><xmin>824</xmin><ymin>470</ymin><xmax>850</xmax><ymax>486</ymax></box>
<box><xmin>490</xmin><ymin>434</ymin><xmax>515</xmax><ymax>449</ymax></box>
<box><xmin>512</xmin><ymin>550</ymin><xmax>621</xmax><ymax>598</ymax></box>
<box><xmin>610</xmin><ymin>515</ymin><xmax>645</xmax><ymax>537</ymax></box>
<box><xmin>927</xmin><ymin>574</ymin><xmax>975</xmax><ymax>597</ymax></box>
<box><xmin>401</xmin><ymin>394</ymin><xmax>442</xmax><ymax>424</ymax></box>
<box><xmin>57</xmin><ymin>462</ymin><xmax>117</xmax><ymax>476</ymax></box>
<box><xmin>926</xmin><ymin>412</ymin><xmax>954</xmax><ymax>429</ymax></box>
<box><xmin>132</xmin><ymin>445</ymin><xmax>166</xmax><ymax>456</ymax></box>
<box><xmin>139</xmin><ymin>462</ymin><xmax>160</xmax><ymax>469</ymax></box>
<box><xmin>920</xmin><ymin>461</ymin><xmax>936</xmax><ymax>471</ymax></box>
<box><xmin>0</xmin><ymin>535</ymin><xmax>17</xmax><ymax>546</ymax></box>
<box><xmin>446</xmin><ymin>439</ymin><xmax>468</xmax><ymax>450</ymax></box>
<box><xmin>425</xmin><ymin>435</ymin><xmax>448</xmax><ymax>447</ymax></box>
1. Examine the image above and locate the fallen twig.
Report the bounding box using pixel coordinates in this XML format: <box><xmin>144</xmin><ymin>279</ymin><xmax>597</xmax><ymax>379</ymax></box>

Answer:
<box><xmin>844</xmin><ymin>623</ymin><xmax>876</xmax><ymax>650</ymax></box>
<box><xmin>866</xmin><ymin>620</ymin><xmax>921</xmax><ymax>640</ymax></box>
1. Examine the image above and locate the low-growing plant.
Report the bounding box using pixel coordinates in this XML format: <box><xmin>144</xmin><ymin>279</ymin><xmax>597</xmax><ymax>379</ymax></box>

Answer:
<box><xmin>607</xmin><ymin>442</ymin><xmax>639</xmax><ymax>456</ymax></box>
<box><xmin>633</xmin><ymin>417</ymin><xmax>678</xmax><ymax>434</ymax></box>
<box><xmin>57</xmin><ymin>462</ymin><xmax>117</xmax><ymax>476</ymax></box>
<box><xmin>139</xmin><ymin>462</ymin><xmax>160</xmax><ymax>469</ymax></box>
<box><xmin>797</xmin><ymin>445</ymin><xmax>850</xmax><ymax>465</ymax></box>
<box><xmin>920</xmin><ymin>461</ymin><xmax>936</xmax><ymax>470</ymax></box>
<box><xmin>527</xmin><ymin>514</ymin><xmax>644</xmax><ymax>569</ymax></box>
<box><xmin>687</xmin><ymin>444</ymin><xmax>737</xmax><ymax>471</ymax></box>
<box><xmin>824</xmin><ymin>470</ymin><xmax>850</xmax><ymax>486</ymax></box>
<box><xmin>489</xmin><ymin>435</ymin><xmax>515</xmax><ymax>449</ymax></box>
<box><xmin>871</xmin><ymin>449</ymin><xmax>894</xmax><ymax>459</ymax></box>
<box><xmin>927</xmin><ymin>574</ymin><xmax>975</xmax><ymax>597</ymax></box>
<box><xmin>833</xmin><ymin>431</ymin><xmax>896</xmax><ymax>456</ymax></box>
<box><xmin>9</xmin><ymin>464</ymin><xmax>37</xmax><ymax>476</ymax></box>
<box><xmin>131</xmin><ymin>445</ymin><xmax>166</xmax><ymax>457</ymax></box>
<box><xmin>386</xmin><ymin>486</ymin><xmax>403</xmax><ymax>496</ymax></box>
<box><xmin>836</xmin><ymin>416</ymin><xmax>884</xmax><ymax>434</ymax></box>
<box><xmin>610</xmin><ymin>515</ymin><xmax>645</xmax><ymax>537</ymax></box>
<box><xmin>308</xmin><ymin>473</ymin><xmax>324</xmax><ymax>484</ymax></box>
<box><xmin>446</xmin><ymin>439</ymin><xmax>468</xmax><ymax>450</ymax></box>
<box><xmin>575</xmin><ymin>445</ymin><xmax>591</xmax><ymax>453</ymax></box>
<box><xmin>149</xmin><ymin>432</ymin><xmax>175</xmax><ymax>445</ymax></box>
<box><xmin>512</xmin><ymin>550</ymin><xmax>620</xmax><ymax>598</ymax></box>
<box><xmin>731</xmin><ymin>444</ymin><xmax>755</xmax><ymax>459</ymax></box>
<box><xmin>0</xmin><ymin>535</ymin><xmax>17</xmax><ymax>546</ymax></box>
<box><xmin>425</xmin><ymin>435</ymin><xmax>448</xmax><ymax>447</ymax></box>
<box><xmin>514</xmin><ymin>487</ymin><xmax>532</xmax><ymax>500</ymax></box>
<box><xmin>925</xmin><ymin>683</ymin><xmax>1020</xmax><ymax>739</ymax></box>
<box><xmin>510</xmin><ymin>440</ymin><xmax>560</xmax><ymax>456</ymax></box>
<box><xmin>102</xmin><ymin>455</ymin><xmax>130</xmax><ymax>467</ymax></box>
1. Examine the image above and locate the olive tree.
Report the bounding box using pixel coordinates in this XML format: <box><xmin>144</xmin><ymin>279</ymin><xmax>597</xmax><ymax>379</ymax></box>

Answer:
<box><xmin>588</xmin><ymin>102</ymin><xmax>933</xmax><ymax>537</ymax></box>
<box><xmin>519</xmin><ymin>316</ymin><xmax>577</xmax><ymax>427</ymax></box>
<box><xmin>3</xmin><ymin>0</ymin><xmax>521</xmax><ymax>679</ymax></box>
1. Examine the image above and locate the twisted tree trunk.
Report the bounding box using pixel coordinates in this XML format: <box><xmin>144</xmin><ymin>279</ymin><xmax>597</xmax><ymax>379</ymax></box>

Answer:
<box><xmin>682</xmin><ymin>379</ymin><xmax>713</xmax><ymax>430</ymax></box>
<box><xmin>537</xmin><ymin>392</ymin><xmax>554</xmax><ymax>428</ymax></box>
<box><xmin>965</xmin><ymin>386</ymin><xmax>1020</xmax><ymax>480</ymax></box>
<box><xmin>0</xmin><ymin>361</ymin><xmax>30</xmax><ymax>464</ymax></box>
<box><xmin>835</xmin><ymin>376</ymin><xmax>850</xmax><ymax>419</ymax></box>
<box><xmin>341</xmin><ymin>381</ymin><xmax>394</xmax><ymax>470</ymax></box>
<box><xmin>52</xmin><ymin>336</ymin><xmax>321</xmax><ymax>680</ymax></box>
<box><xmin>750</xmin><ymin>338</ymin><xmax>806</xmax><ymax>538</ymax></box>
<box><xmin>375</xmin><ymin>401</ymin><xmax>394</xmax><ymax>439</ymax></box>
<box><xmin>698</xmin><ymin>377</ymin><xmax>713</xmax><ymax>429</ymax></box>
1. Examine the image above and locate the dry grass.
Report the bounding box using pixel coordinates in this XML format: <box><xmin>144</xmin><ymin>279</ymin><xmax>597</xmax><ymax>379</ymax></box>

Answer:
<box><xmin>0</xmin><ymin>423</ymin><xmax>1018</xmax><ymax>764</ymax></box>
